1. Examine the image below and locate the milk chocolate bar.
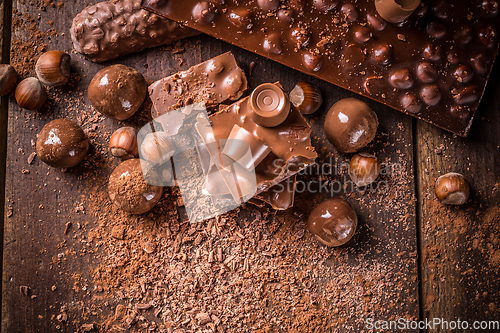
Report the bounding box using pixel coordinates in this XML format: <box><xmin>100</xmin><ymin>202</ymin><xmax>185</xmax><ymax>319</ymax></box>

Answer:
<box><xmin>206</xmin><ymin>83</ymin><xmax>317</xmax><ymax>193</ymax></box>
<box><xmin>143</xmin><ymin>0</ymin><xmax>500</xmax><ymax>136</ymax></box>
<box><xmin>148</xmin><ymin>51</ymin><xmax>248</xmax><ymax>125</ymax></box>
<box><xmin>70</xmin><ymin>0</ymin><xmax>199</xmax><ymax>63</ymax></box>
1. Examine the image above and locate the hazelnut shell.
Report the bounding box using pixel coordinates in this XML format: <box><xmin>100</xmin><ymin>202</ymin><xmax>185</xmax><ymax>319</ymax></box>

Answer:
<box><xmin>289</xmin><ymin>81</ymin><xmax>323</xmax><ymax>114</ymax></box>
<box><xmin>36</xmin><ymin>119</ymin><xmax>89</xmax><ymax>168</ymax></box>
<box><xmin>15</xmin><ymin>77</ymin><xmax>47</xmax><ymax>111</ymax></box>
<box><xmin>109</xmin><ymin>127</ymin><xmax>139</xmax><ymax>159</ymax></box>
<box><xmin>434</xmin><ymin>172</ymin><xmax>470</xmax><ymax>205</ymax></box>
<box><xmin>35</xmin><ymin>50</ymin><xmax>71</xmax><ymax>86</ymax></box>
<box><xmin>88</xmin><ymin>64</ymin><xmax>147</xmax><ymax>121</ymax></box>
<box><xmin>349</xmin><ymin>152</ymin><xmax>381</xmax><ymax>187</ymax></box>
<box><xmin>0</xmin><ymin>64</ymin><xmax>17</xmax><ymax>96</ymax></box>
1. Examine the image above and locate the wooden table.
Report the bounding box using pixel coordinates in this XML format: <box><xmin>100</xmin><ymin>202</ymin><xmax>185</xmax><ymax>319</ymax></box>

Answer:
<box><xmin>1</xmin><ymin>1</ymin><xmax>499</xmax><ymax>332</ymax></box>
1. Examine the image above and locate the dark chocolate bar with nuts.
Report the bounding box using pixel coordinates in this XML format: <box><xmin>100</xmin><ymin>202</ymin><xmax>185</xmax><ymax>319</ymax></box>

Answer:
<box><xmin>70</xmin><ymin>0</ymin><xmax>199</xmax><ymax>63</ymax></box>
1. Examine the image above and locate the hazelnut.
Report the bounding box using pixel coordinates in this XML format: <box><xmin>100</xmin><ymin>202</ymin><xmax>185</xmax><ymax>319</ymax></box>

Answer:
<box><xmin>109</xmin><ymin>127</ymin><xmax>138</xmax><ymax>159</ymax></box>
<box><xmin>349</xmin><ymin>153</ymin><xmax>381</xmax><ymax>187</ymax></box>
<box><xmin>108</xmin><ymin>159</ymin><xmax>163</xmax><ymax>214</ymax></box>
<box><xmin>139</xmin><ymin>132</ymin><xmax>176</xmax><ymax>165</ymax></box>
<box><xmin>36</xmin><ymin>119</ymin><xmax>89</xmax><ymax>168</ymax></box>
<box><xmin>308</xmin><ymin>198</ymin><xmax>358</xmax><ymax>247</ymax></box>
<box><xmin>289</xmin><ymin>81</ymin><xmax>323</xmax><ymax>114</ymax></box>
<box><xmin>324</xmin><ymin>98</ymin><xmax>378</xmax><ymax>153</ymax></box>
<box><xmin>15</xmin><ymin>77</ymin><xmax>47</xmax><ymax>110</ymax></box>
<box><xmin>35</xmin><ymin>50</ymin><xmax>71</xmax><ymax>86</ymax></box>
<box><xmin>434</xmin><ymin>172</ymin><xmax>470</xmax><ymax>205</ymax></box>
<box><xmin>88</xmin><ymin>64</ymin><xmax>147</xmax><ymax>121</ymax></box>
<box><xmin>0</xmin><ymin>64</ymin><xmax>17</xmax><ymax>96</ymax></box>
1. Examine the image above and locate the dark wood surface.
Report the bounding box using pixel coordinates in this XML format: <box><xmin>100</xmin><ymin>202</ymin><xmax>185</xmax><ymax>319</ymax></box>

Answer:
<box><xmin>1</xmin><ymin>1</ymin><xmax>499</xmax><ymax>332</ymax></box>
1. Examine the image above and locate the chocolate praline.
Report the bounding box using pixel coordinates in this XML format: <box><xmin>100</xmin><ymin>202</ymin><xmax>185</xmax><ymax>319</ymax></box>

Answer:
<box><xmin>324</xmin><ymin>98</ymin><xmax>378</xmax><ymax>153</ymax></box>
<box><xmin>108</xmin><ymin>159</ymin><xmax>163</xmax><ymax>214</ymax></box>
<box><xmin>308</xmin><ymin>198</ymin><xmax>358</xmax><ymax>247</ymax></box>
<box><xmin>88</xmin><ymin>64</ymin><xmax>147</xmax><ymax>121</ymax></box>
<box><xmin>36</xmin><ymin>119</ymin><xmax>89</xmax><ymax>168</ymax></box>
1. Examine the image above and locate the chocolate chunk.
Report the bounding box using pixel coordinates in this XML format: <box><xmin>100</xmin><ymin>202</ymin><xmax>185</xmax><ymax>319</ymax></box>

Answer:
<box><xmin>71</xmin><ymin>0</ymin><xmax>199</xmax><ymax>62</ymax></box>
<box><xmin>148</xmin><ymin>52</ymin><xmax>247</xmax><ymax>122</ymax></box>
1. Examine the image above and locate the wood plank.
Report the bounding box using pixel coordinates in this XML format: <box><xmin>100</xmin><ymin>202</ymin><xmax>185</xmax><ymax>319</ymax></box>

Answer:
<box><xmin>3</xmin><ymin>1</ymin><xmax>419</xmax><ymax>332</ymax></box>
<box><xmin>416</xmin><ymin>60</ymin><xmax>500</xmax><ymax>330</ymax></box>
<box><xmin>0</xmin><ymin>0</ymin><xmax>12</xmax><ymax>329</ymax></box>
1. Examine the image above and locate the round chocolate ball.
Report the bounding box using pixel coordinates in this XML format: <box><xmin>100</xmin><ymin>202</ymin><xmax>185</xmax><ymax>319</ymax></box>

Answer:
<box><xmin>308</xmin><ymin>198</ymin><xmax>358</xmax><ymax>247</ymax></box>
<box><xmin>36</xmin><ymin>119</ymin><xmax>89</xmax><ymax>168</ymax></box>
<box><xmin>324</xmin><ymin>98</ymin><xmax>378</xmax><ymax>153</ymax></box>
<box><xmin>88</xmin><ymin>64</ymin><xmax>147</xmax><ymax>121</ymax></box>
<box><xmin>108</xmin><ymin>159</ymin><xmax>163</xmax><ymax>214</ymax></box>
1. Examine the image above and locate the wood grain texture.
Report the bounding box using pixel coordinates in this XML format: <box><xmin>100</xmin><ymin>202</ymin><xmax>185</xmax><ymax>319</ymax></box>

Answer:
<box><xmin>416</xmin><ymin>60</ymin><xmax>500</xmax><ymax>331</ymax></box>
<box><xmin>2</xmin><ymin>2</ymin><xmax>430</xmax><ymax>332</ymax></box>
<box><xmin>0</xmin><ymin>0</ymin><xmax>12</xmax><ymax>329</ymax></box>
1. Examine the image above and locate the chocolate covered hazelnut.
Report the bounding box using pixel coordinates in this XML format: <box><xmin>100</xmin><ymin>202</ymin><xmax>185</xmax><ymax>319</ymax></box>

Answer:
<box><xmin>291</xmin><ymin>27</ymin><xmax>311</xmax><ymax>49</ymax></box>
<box><xmin>308</xmin><ymin>198</ymin><xmax>358</xmax><ymax>247</ymax></box>
<box><xmin>257</xmin><ymin>0</ymin><xmax>280</xmax><ymax>11</ymax></box>
<box><xmin>36</xmin><ymin>119</ymin><xmax>89</xmax><ymax>168</ymax></box>
<box><xmin>341</xmin><ymin>3</ymin><xmax>358</xmax><ymax>22</ymax></box>
<box><xmin>389</xmin><ymin>68</ymin><xmax>414</xmax><ymax>89</ymax></box>
<box><xmin>420</xmin><ymin>85</ymin><xmax>442</xmax><ymax>106</ymax></box>
<box><xmin>372</xmin><ymin>43</ymin><xmax>392</xmax><ymax>65</ymax></box>
<box><xmin>416</xmin><ymin>61</ymin><xmax>438</xmax><ymax>83</ymax></box>
<box><xmin>88</xmin><ymin>64</ymin><xmax>147</xmax><ymax>121</ymax></box>
<box><xmin>324</xmin><ymin>98</ymin><xmax>378</xmax><ymax>153</ymax></box>
<box><xmin>400</xmin><ymin>92</ymin><xmax>422</xmax><ymax>114</ymax></box>
<box><xmin>228</xmin><ymin>9</ymin><xmax>253</xmax><ymax>30</ymax></box>
<box><xmin>313</xmin><ymin>0</ymin><xmax>338</xmax><ymax>12</ymax></box>
<box><xmin>193</xmin><ymin>1</ymin><xmax>217</xmax><ymax>24</ymax></box>
<box><xmin>302</xmin><ymin>52</ymin><xmax>324</xmax><ymax>72</ymax></box>
<box><xmin>108</xmin><ymin>159</ymin><xmax>163</xmax><ymax>214</ymax></box>
<box><xmin>263</xmin><ymin>33</ymin><xmax>283</xmax><ymax>55</ymax></box>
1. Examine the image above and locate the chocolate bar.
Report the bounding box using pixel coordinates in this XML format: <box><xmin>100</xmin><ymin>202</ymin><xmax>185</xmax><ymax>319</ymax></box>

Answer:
<box><xmin>143</xmin><ymin>0</ymin><xmax>500</xmax><ymax>136</ymax></box>
<box><xmin>70</xmin><ymin>0</ymin><xmax>199</xmax><ymax>63</ymax></box>
<box><xmin>148</xmin><ymin>51</ymin><xmax>248</xmax><ymax>126</ymax></box>
<box><xmin>205</xmin><ymin>83</ymin><xmax>317</xmax><ymax>193</ymax></box>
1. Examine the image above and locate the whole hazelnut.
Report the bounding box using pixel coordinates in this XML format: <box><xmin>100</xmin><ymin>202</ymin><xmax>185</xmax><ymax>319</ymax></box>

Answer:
<box><xmin>35</xmin><ymin>50</ymin><xmax>71</xmax><ymax>86</ymax></box>
<box><xmin>108</xmin><ymin>159</ymin><xmax>163</xmax><ymax>214</ymax></box>
<box><xmin>308</xmin><ymin>198</ymin><xmax>358</xmax><ymax>247</ymax></box>
<box><xmin>15</xmin><ymin>77</ymin><xmax>47</xmax><ymax>110</ymax></box>
<box><xmin>139</xmin><ymin>132</ymin><xmax>176</xmax><ymax>165</ymax></box>
<box><xmin>36</xmin><ymin>119</ymin><xmax>89</xmax><ymax>168</ymax></box>
<box><xmin>109</xmin><ymin>127</ymin><xmax>138</xmax><ymax>159</ymax></box>
<box><xmin>0</xmin><ymin>64</ymin><xmax>17</xmax><ymax>96</ymax></box>
<box><xmin>289</xmin><ymin>81</ymin><xmax>323</xmax><ymax>114</ymax></box>
<box><xmin>324</xmin><ymin>98</ymin><xmax>378</xmax><ymax>153</ymax></box>
<box><xmin>88</xmin><ymin>64</ymin><xmax>147</xmax><ymax>121</ymax></box>
<box><xmin>349</xmin><ymin>152</ymin><xmax>381</xmax><ymax>187</ymax></box>
<box><xmin>434</xmin><ymin>172</ymin><xmax>470</xmax><ymax>205</ymax></box>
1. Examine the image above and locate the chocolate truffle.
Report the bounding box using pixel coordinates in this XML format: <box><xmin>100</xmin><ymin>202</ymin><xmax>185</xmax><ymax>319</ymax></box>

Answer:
<box><xmin>88</xmin><ymin>64</ymin><xmax>147</xmax><ymax>121</ymax></box>
<box><xmin>36</xmin><ymin>119</ymin><xmax>89</xmax><ymax>168</ymax></box>
<box><xmin>308</xmin><ymin>198</ymin><xmax>358</xmax><ymax>247</ymax></box>
<box><xmin>324</xmin><ymin>98</ymin><xmax>378</xmax><ymax>153</ymax></box>
<box><xmin>108</xmin><ymin>159</ymin><xmax>163</xmax><ymax>214</ymax></box>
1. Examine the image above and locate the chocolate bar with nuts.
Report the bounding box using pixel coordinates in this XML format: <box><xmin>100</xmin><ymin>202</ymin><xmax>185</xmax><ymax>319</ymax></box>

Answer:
<box><xmin>143</xmin><ymin>0</ymin><xmax>500</xmax><ymax>136</ymax></box>
<box><xmin>149</xmin><ymin>51</ymin><xmax>248</xmax><ymax>126</ymax></box>
<box><xmin>70</xmin><ymin>0</ymin><xmax>199</xmax><ymax>63</ymax></box>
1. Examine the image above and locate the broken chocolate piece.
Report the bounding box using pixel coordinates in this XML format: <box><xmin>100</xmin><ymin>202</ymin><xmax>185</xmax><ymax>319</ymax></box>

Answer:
<box><xmin>148</xmin><ymin>51</ymin><xmax>248</xmax><ymax>126</ymax></box>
